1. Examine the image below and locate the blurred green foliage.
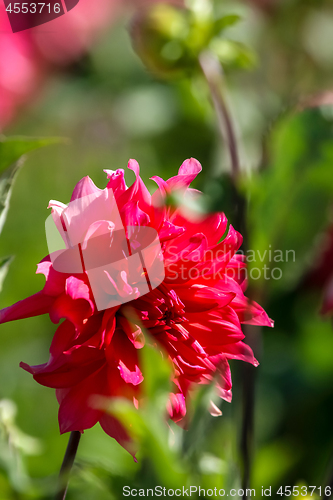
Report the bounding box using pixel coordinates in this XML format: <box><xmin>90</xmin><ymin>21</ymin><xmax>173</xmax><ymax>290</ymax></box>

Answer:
<box><xmin>131</xmin><ymin>0</ymin><xmax>256</xmax><ymax>79</ymax></box>
<box><xmin>1</xmin><ymin>0</ymin><xmax>333</xmax><ymax>498</ymax></box>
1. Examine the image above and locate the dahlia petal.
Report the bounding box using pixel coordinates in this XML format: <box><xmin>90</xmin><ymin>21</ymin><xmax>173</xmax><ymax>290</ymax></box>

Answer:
<box><xmin>99</xmin><ymin>413</ymin><xmax>137</xmax><ymax>458</ymax></box>
<box><xmin>217</xmin><ymin>388</ymin><xmax>232</xmax><ymax>403</ymax></box>
<box><xmin>164</xmin><ymin>334</ymin><xmax>209</xmax><ymax>374</ymax></box>
<box><xmin>241</xmin><ymin>302</ymin><xmax>274</xmax><ymax>327</ymax></box>
<box><xmin>58</xmin><ymin>365</ymin><xmax>108</xmax><ymax>434</ymax></box>
<box><xmin>49</xmin><ymin>319</ymin><xmax>77</xmax><ymax>358</ymax></box>
<box><xmin>48</xmin><ymin>200</ymin><xmax>68</xmax><ymax>246</ymax></box>
<box><xmin>198</xmin><ymin>225</ymin><xmax>243</xmax><ymax>277</ymax></box>
<box><xmin>158</xmin><ymin>220</ymin><xmax>185</xmax><ymax>243</ymax></box>
<box><xmin>117</xmin><ymin>316</ymin><xmax>145</xmax><ymax>349</ymax></box>
<box><xmin>176</xmin><ymin>285</ymin><xmax>235</xmax><ymax>313</ymax></box>
<box><xmin>169</xmin><ymin>212</ymin><xmax>227</xmax><ymax>249</ymax></box>
<box><xmin>65</xmin><ymin>276</ymin><xmax>92</xmax><ymax>303</ymax></box>
<box><xmin>221</xmin><ymin>341</ymin><xmax>259</xmax><ymax>367</ymax></box>
<box><xmin>127</xmin><ymin>158</ymin><xmax>140</xmax><ymax>178</ymax></box>
<box><xmin>118</xmin><ymin>360</ymin><xmax>143</xmax><ymax>386</ymax></box>
<box><xmin>178</xmin><ymin>158</ymin><xmax>202</xmax><ymax>177</ymax></box>
<box><xmin>151</xmin><ymin>175</ymin><xmax>169</xmax><ymax>195</ymax></box>
<box><xmin>209</xmin><ymin>401</ymin><xmax>222</xmax><ymax>416</ymax></box>
<box><xmin>167</xmin><ymin>392</ymin><xmax>186</xmax><ymax>422</ymax></box>
<box><xmin>63</xmin><ymin>344</ymin><xmax>105</xmax><ymax>364</ymax></box>
<box><xmin>105</xmin><ymin>169</ymin><xmax>127</xmax><ymax>198</ymax></box>
<box><xmin>20</xmin><ymin>356</ymin><xmax>104</xmax><ymax>389</ymax></box>
<box><xmin>70</xmin><ymin>176</ymin><xmax>102</xmax><ymax>202</ymax></box>
<box><xmin>185</xmin><ymin>307</ymin><xmax>244</xmax><ymax>347</ymax></box>
<box><xmin>81</xmin><ymin>220</ymin><xmax>116</xmax><ymax>252</ymax></box>
<box><xmin>117</xmin><ymin>160</ymin><xmax>151</xmax><ymax>211</ymax></box>
<box><xmin>64</xmin><ymin>185</ymin><xmax>123</xmax><ymax>248</ymax></box>
<box><xmin>213</xmin><ymin>356</ymin><xmax>232</xmax><ymax>402</ymax></box>
<box><xmin>106</xmin><ymin>330</ymin><xmax>143</xmax><ymax>386</ymax></box>
<box><xmin>122</xmin><ymin>200</ymin><xmax>150</xmax><ymax>228</ymax></box>
<box><xmin>0</xmin><ymin>291</ymin><xmax>55</xmax><ymax>324</ymax></box>
<box><xmin>37</xmin><ymin>258</ymin><xmax>67</xmax><ymax>296</ymax></box>
<box><xmin>166</xmin><ymin>158</ymin><xmax>202</xmax><ymax>190</ymax></box>
<box><xmin>177</xmin><ymin>233</ymin><xmax>208</xmax><ymax>262</ymax></box>
<box><xmin>49</xmin><ymin>291</ymin><xmax>93</xmax><ymax>326</ymax></box>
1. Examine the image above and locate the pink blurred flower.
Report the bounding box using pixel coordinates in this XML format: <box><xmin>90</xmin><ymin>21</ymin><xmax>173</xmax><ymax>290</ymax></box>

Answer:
<box><xmin>30</xmin><ymin>0</ymin><xmax>119</xmax><ymax>65</ymax></box>
<box><xmin>0</xmin><ymin>0</ymin><xmax>174</xmax><ymax>129</ymax></box>
<box><xmin>0</xmin><ymin>159</ymin><xmax>273</xmax><ymax>456</ymax></box>
<box><xmin>0</xmin><ymin>8</ymin><xmax>42</xmax><ymax>129</ymax></box>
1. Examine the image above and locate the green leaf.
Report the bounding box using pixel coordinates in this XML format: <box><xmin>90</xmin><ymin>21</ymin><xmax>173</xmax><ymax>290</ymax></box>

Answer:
<box><xmin>213</xmin><ymin>14</ymin><xmax>242</xmax><ymax>34</ymax></box>
<box><xmin>0</xmin><ymin>256</ymin><xmax>14</xmax><ymax>293</ymax></box>
<box><xmin>106</xmin><ymin>398</ymin><xmax>188</xmax><ymax>488</ymax></box>
<box><xmin>182</xmin><ymin>382</ymin><xmax>220</xmax><ymax>459</ymax></box>
<box><xmin>0</xmin><ymin>136</ymin><xmax>66</xmax><ymax>236</ymax></box>
<box><xmin>0</xmin><ymin>162</ymin><xmax>22</xmax><ymax>237</ymax></box>
<box><xmin>210</xmin><ymin>38</ymin><xmax>257</xmax><ymax>69</ymax></box>
<box><xmin>140</xmin><ymin>341</ymin><xmax>172</xmax><ymax>406</ymax></box>
<box><xmin>0</xmin><ymin>135</ymin><xmax>66</xmax><ymax>176</ymax></box>
<box><xmin>248</xmin><ymin>108</ymin><xmax>333</xmax><ymax>291</ymax></box>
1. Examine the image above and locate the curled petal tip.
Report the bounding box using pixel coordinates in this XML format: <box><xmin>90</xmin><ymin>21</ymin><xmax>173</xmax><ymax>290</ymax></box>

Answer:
<box><xmin>70</xmin><ymin>176</ymin><xmax>101</xmax><ymax>202</ymax></box>
<box><xmin>179</xmin><ymin>158</ymin><xmax>202</xmax><ymax>176</ymax></box>
<box><xmin>127</xmin><ymin>159</ymin><xmax>140</xmax><ymax>177</ymax></box>
<box><xmin>209</xmin><ymin>400</ymin><xmax>222</xmax><ymax>417</ymax></box>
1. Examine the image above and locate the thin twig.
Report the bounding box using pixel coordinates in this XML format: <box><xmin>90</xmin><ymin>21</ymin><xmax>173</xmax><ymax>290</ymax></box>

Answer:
<box><xmin>55</xmin><ymin>431</ymin><xmax>81</xmax><ymax>500</ymax></box>
<box><xmin>199</xmin><ymin>51</ymin><xmax>240</xmax><ymax>183</ymax></box>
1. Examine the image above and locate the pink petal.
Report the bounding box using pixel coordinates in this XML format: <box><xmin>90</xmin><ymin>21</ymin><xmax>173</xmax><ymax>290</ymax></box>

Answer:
<box><xmin>105</xmin><ymin>169</ymin><xmax>127</xmax><ymax>198</ymax></box>
<box><xmin>0</xmin><ymin>291</ymin><xmax>55</xmax><ymax>324</ymax></box>
<box><xmin>166</xmin><ymin>158</ymin><xmax>202</xmax><ymax>190</ymax></box>
<box><xmin>222</xmin><ymin>341</ymin><xmax>259</xmax><ymax>367</ymax></box>
<box><xmin>158</xmin><ymin>220</ymin><xmax>185</xmax><ymax>243</ymax></box>
<box><xmin>122</xmin><ymin>200</ymin><xmax>150</xmax><ymax>228</ymax></box>
<box><xmin>70</xmin><ymin>176</ymin><xmax>102</xmax><ymax>202</ymax></box>
<box><xmin>99</xmin><ymin>413</ymin><xmax>137</xmax><ymax>458</ymax></box>
<box><xmin>49</xmin><ymin>289</ymin><xmax>93</xmax><ymax>326</ymax></box>
<box><xmin>117</xmin><ymin>316</ymin><xmax>145</xmax><ymax>349</ymax></box>
<box><xmin>106</xmin><ymin>330</ymin><xmax>144</xmax><ymax>386</ymax></box>
<box><xmin>37</xmin><ymin>258</ymin><xmax>67</xmax><ymax>296</ymax></box>
<box><xmin>167</xmin><ymin>392</ymin><xmax>186</xmax><ymax>422</ymax></box>
<box><xmin>117</xmin><ymin>160</ymin><xmax>151</xmax><ymax>212</ymax></box>
<box><xmin>58</xmin><ymin>365</ymin><xmax>108</xmax><ymax>434</ymax></box>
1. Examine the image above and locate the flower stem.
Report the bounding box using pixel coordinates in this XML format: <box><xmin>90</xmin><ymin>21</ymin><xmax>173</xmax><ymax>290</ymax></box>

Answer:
<box><xmin>55</xmin><ymin>431</ymin><xmax>81</xmax><ymax>500</ymax></box>
<box><xmin>199</xmin><ymin>51</ymin><xmax>240</xmax><ymax>183</ymax></box>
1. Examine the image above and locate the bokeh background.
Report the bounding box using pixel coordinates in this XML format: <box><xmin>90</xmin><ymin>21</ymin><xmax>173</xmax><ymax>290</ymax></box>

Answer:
<box><xmin>1</xmin><ymin>0</ymin><xmax>333</xmax><ymax>498</ymax></box>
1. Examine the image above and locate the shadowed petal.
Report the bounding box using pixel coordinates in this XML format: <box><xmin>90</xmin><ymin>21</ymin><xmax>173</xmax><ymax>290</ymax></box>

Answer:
<box><xmin>0</xmin><ymin>291</ymin><xmax>55</xmax><ymax>324</ymax></box>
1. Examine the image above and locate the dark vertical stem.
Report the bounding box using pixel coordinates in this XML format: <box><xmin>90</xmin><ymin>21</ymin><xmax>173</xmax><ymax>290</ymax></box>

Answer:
<box><xmin>200</xmin><ymin>49</ymin><xmax>258</xmax><ymax>497</ymax></box>
<box><xmin>55</xmin><ymin>431</ymin><xmax>81</xmax><ymax>500</ymax></box>
<box><xmin>199</xmin><ymin>51</ymin><xmax>240</xmax><ymax>183</ymax></box>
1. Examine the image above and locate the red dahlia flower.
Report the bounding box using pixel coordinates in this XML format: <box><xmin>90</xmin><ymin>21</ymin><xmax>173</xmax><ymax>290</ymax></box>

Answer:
<box><xmin>0</xmin><ymin>158</ymin><xmax>273</xmax><ymax>456</ymax></box>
